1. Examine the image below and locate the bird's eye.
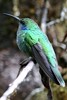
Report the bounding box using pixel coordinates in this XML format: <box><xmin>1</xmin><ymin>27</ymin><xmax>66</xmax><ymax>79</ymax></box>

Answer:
<box><xmin>20</xmin><ymin>20</ymin><xmax>25</xmax><ymax>25</ymax></box>
<box><xmin>22</xmin><ymin>21</ymin><xmax>25</xmax><ymax>25</ymax></box>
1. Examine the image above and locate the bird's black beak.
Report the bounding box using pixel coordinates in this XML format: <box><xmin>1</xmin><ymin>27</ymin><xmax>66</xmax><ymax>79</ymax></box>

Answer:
<box><xmin>3</xmin><ymin>13</ymin><xmax>24</xmax><ymax>24</ymax></box>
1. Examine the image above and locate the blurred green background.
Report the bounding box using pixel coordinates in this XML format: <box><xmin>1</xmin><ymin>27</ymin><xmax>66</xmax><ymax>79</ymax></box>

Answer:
<box><xmin>0</xmin><ymin>0</ymin><xmax>67</xmax><ymax>100</ymax></box>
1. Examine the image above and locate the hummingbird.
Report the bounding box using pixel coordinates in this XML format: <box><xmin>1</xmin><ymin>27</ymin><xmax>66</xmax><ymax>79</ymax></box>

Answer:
<box><xmin>3</xmin><ymin>13</ymin><xmax>65</xmax><ymax>99</ymax></box>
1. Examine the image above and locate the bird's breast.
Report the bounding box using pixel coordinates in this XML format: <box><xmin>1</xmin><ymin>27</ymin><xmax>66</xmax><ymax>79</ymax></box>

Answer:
<box><xmin>17</xmin><ymin>33</ymin><xmax>26</xmax><ymax>50</ymax></box>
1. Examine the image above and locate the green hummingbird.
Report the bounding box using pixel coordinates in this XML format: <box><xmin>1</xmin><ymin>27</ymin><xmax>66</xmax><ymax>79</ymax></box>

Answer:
<box><xmin>3</xmin><ymin>13</ymin><xmax>65</xmax><ymax>88</ymax></box>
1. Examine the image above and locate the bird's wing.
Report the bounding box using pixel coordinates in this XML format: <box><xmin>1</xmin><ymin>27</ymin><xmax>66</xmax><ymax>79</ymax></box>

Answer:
<box><xmin>25</xmin><ymin>31</ymin><xmax>65</xmax><ymax>87</ymax></box>
<box><xmin>37</xmin><ymin>31</ymin><xmax>65</xmax><ymax>87</ymax></box>
<box><xmin>31</xmin><ymin>43</ymin><xmax>59</xmax><ymax>84</ymax></box>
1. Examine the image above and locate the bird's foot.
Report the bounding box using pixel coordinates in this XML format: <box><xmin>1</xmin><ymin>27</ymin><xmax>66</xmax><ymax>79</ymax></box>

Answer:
<box><xmin>20</xmin><ymin>57</ymin><xmax>33</xmax><ymax>66</ymax></box>
<box><xmin>47</xmin><ymin>89</ymin><xmax>53</xmax><ymax>100</ymax></box>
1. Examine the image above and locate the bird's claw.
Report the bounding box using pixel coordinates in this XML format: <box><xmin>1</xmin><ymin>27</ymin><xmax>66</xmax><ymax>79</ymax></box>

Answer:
<box><xmin>17</xmin><ymin>57</ymin><xmax>34</xmax><ymax>77</ymax></box>
<box><xmin>20</xmin><ymin>57</ymin><xmax>33</xmax><ymax>66</ymax></box>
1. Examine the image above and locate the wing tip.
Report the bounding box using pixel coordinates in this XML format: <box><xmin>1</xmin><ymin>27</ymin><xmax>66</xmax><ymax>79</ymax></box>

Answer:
<box><xmin>60</xmin><ymin>82</ymin><xmax>65</xmax><ymax>87</ymax></box>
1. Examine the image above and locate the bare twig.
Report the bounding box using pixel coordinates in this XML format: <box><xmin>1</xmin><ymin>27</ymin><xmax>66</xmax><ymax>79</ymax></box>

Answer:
<box><xmin>46</xmin><ymin>6</ymin><xmax>67</xmax><ymax>27</ymax></box>
<box><xmin>13</xmin><ymin>0</ymin><xmax>20</xmax><ymax>16</ymax></box>
<box><xmin>41</xmin><ymin>7</ymin><xmax>48</xmax><ymax>33</ymax></box>
<box><xmin>46</xmin><ymin>10</ymin><xmax>67</xmax><ymax>51</ymax></box>
<box><xmin>53</xmin><ymin>40</ymin><xmax>67</xmax><ymax>50</ymax></box>
<box><xmin>46</xmin><ymin>19</ymin><xmax>61</xmax><ymax>27</ymax></box>
<box><xmin>0</xmin><ymin>61</ymin><xmax>35</xmax><ymax>100</ymax></box>
<box><xmin>62</xmin><ymin>32</ymin><xmax>67</xmax><ymax>43</ymax></box>
<box><xmin>41</xmin><ymin>0</ymin><xmax>49</xmax><ymax>33</ymax></box>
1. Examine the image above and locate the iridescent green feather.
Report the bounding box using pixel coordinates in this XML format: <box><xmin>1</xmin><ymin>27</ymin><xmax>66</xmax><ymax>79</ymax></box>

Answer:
<box><xmin>17</xmin><ymin>18</ymin><xmax>65</xmax><ymax>87</ymax></box>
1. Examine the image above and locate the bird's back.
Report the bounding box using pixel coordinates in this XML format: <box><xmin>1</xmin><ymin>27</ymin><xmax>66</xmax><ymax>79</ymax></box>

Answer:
<box><xmin>24</xmin><ymin>28</ymin><xmax>65</xmax><ymax>87</ymax></box>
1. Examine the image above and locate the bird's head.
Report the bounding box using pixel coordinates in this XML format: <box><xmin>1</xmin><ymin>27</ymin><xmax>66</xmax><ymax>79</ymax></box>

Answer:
<box><xmin>3</xmin><ymin>13</ymin><xmax>39</xmax><ymax>31</ymax></box>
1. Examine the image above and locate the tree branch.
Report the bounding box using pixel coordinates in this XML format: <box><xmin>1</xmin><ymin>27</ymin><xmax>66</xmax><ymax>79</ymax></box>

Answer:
<box><xmin>0</xmin><ymin>61</ymin><xmax>35</xmax><ymax>100</ymax></box>
<box><xmin>41</xmin><ymin>0</ymin><xmax>49</xmax><ymax>33</ymax></box>
<box><xmin>46</xmin><ymin>9</ymin><xmax>67</xmax><ymax>27</ymax></box>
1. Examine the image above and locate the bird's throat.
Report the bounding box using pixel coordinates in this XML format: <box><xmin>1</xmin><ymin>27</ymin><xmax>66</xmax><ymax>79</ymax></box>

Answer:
<box><xmin>21</xmin><ymin>25</ymin><xmax>28</xmax><ymax>30</ymax></box>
